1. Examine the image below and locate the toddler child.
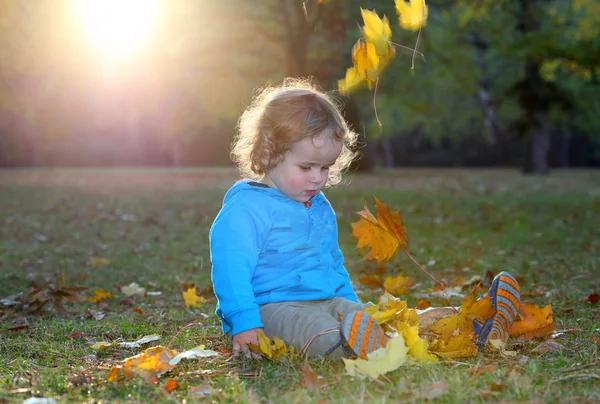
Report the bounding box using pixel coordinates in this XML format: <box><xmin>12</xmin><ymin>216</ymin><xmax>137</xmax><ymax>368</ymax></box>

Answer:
<box><xmin>210</xmin><ymin>78</ymin><xmax>520</xmax><ymax>360</ymax></box>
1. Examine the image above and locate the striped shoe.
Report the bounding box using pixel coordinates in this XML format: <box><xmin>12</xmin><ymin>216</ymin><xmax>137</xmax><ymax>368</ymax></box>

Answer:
<box><xmin>473</xmin><ymin>271</ymin><xmax>521</xmax><ymax>347</ymax></box>
<box><xmin>340</xmin><ymin>310</ymin><xmax>388</xmax><ymax>359</ymax></box>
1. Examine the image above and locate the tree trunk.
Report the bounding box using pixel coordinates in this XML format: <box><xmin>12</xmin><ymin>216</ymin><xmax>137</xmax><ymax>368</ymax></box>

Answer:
<box><xmin>381</xmin><ymin>139</ymin><xmax>394</xmax><ymax>167</ymax></box>
<box><xmin>531</xmin><ymin>112</ymin><xmax>550</xmax><ymax>174</ymax></box>
<box><xmin>467</xmin><ymin>33</ymin><xmax>504</xmax><ymax>163</ymax></box>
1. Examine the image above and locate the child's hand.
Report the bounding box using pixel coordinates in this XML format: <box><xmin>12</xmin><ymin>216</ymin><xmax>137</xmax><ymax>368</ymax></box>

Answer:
<box><xmin>232</xmin><ymin>328</ymin><xmax>264</xmax><ymax>359</ymax></box>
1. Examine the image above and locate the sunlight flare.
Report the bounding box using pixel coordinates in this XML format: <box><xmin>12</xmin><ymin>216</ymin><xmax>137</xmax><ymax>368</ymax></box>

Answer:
<box><xmin>73</xmin><ymin>0</ymin><xmax>161</xmax><ymax>61</ymax></box>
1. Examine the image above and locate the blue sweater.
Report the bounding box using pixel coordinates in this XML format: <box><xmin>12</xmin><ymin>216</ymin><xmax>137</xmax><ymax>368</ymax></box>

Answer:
<box><xmin>210</xmin><ymin>180</ymin><xmax>359</xmax><ymax>336</ymax></box>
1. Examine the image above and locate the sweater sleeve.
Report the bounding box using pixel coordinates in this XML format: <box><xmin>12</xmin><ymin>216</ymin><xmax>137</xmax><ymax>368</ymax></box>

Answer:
<box><xmin>330</xmin><ymin>213</ymin><xmax>360</xmax><ymax>303</ymax></box>
<box><xmin>210</xmin><ymin>197</ymin><xmax>269</xmax><ymax>336</ymax></box>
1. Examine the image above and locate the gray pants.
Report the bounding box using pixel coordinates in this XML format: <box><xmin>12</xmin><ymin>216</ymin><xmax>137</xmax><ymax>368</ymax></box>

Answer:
<box><xmin>260</xmin><ymin>298</ymin><xmax>366</xmax><ymax>359</ymax></box>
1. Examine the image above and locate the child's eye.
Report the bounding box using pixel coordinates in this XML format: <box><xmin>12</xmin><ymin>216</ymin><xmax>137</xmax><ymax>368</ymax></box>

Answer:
<box><xmin>299</xmin><ymin>166</ymin><xmax>311</xmax><ymax>171</ymax></box>
<box><xmin>322</xmin><ymin>166</ymin><xmax>330</xmax><ymax>170</ymax></box>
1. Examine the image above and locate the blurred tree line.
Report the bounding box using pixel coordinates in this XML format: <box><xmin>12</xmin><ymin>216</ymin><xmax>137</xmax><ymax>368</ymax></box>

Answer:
<box><xmin>0</xmin><ymin>0</ymin><xmax>598</xmax><ymax>173</ymax></box>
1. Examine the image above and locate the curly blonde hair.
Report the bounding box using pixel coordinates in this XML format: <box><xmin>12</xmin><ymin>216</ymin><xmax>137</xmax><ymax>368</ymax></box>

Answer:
<box><xmin>231</xmin><ymin>78</ymin><xmax>358</xmax><ymax>186</ymax></box>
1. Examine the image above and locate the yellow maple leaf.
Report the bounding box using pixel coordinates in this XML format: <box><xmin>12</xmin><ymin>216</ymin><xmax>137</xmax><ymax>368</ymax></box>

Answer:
<box><xmin>108</xmin><ymin>346</ymin><xmax>178</xmax><ymax>383</ymax></box>
<box><xmin>351</xmin><ymin>197</ymin><xmax>407</xmax><ymax>263</ymax></box>
<box><xmin>396</xmin><ymin>322</ymin><xmax>437</xmax><ymax>363</ymax></box>
<box><xmin>427</xmin><ymin>285</ymin><xmax>494</xmax><ymax>359</ymax></box>
<box><xmin>509</xmin><ymin>303</ymin><xmax>554</xmax><ymax>340</ymax></box>
<box><xmin>88</xmin><ymin>289</ymin><xmax>116</xmax><ymax>304</ymax></box>
<box><xmin>428</xmin><ymin>333</ymin><xmax>478</xmax><ymax>359</ymax></box>
<box><xmin>383</xmin><ymin>274</ymin><xmax>414</xmax><ymax>296</ymax></box>
<box><xmin>338</xmin><ymin>40</ymin><xmax>395</xmax><ymax>95</ymax></box>
<box><xmin>395</xmin><ymin>0</ymin><xmax>428</xmax><ymax>31</ymax></box>
<box><xmin>360</xmin><ymin>8</ymin><xmax>392</xmax><ymax>55</ymax></box>
<box><xmin>431</xmin><ymin>286</ymin><xmax>493</xmax><ymax>341</ymax></box>
<box><xmin>182</xmin><ymin>286</ymin><xmax>207</xmax><ymax>308</ymax></box>
<box><xmin>343</xmin><ymin>335</ymin><xmax>408</xmax><ymax>379</ymax></box>
<box><xmin>248</xmin><ymin>332</ymin><xmax>292</xmax><ymax>360</ymax></box>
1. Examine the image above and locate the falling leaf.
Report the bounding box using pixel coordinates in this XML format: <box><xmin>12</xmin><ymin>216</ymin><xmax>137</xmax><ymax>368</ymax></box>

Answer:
<box><xmin>509</xmin><ymin>303</ymin><xmax>554</xmax><ymax>341</ymax></box>
<box><xmin>182</xmin><ymin>286</ymin><xmax>207</xmax><ymax>308</ymax></box>
<box><xmin>360</xmin><ymin>8</ymin><xmax>393</xmax><ymax>55</ymax></box>
<box><xmin>338</xmin><ymin>39</ymin><xmax>395</xmax><ymax>95</ymax></box>
<box><xmin>383</xmin><ymin>274</ymin><xmax>414</xmax><ymax>296</ymax></box>
<box><xmin>301</xmin><ymin>360</ymin><xmax>326</xmax><ymax>391</ymax></box>
<box><xmin>343</xmin><ymin>335</ymin><xmax>408</xmax><ymax>379</ymax></box>
<box><xmin>121</xmin><ymin>282</ymin><xmax>146</xmax><ymax>296</ymax></box>
<box><xmin>169</xmin><ymin>346</ymin><xmax>219</xmax><ymax>365</ymax></box>
<box><xmin>395</xmin><ymin>0</ymin><xmax>428</xmax><ymax>31</ymax></box>
<box><xmin>588</xmin><ymin>293</ymin><xmax>599</xmax><ymax>305</ymax></box>
<box><xmin>164</xmin><ymin>379</ymin><xmax>179</xmax><ymax>393</ymax></box>
<box><xmin>358</xmin><ymin>274</ymin><xmax>383</xmax><ymax>289</ymax></box>
<box><xmin>88</xmin><ymin>289</ymin><xmax>116</xmax><ymax>304</ymax></box>
<box><xmin>351</xmin><ymin>197</ymin><xmax>407</xmax><ymax>263</ymax></box>
<box><xmin>89</xmin><ymin>257</ymin><xmax>109</xmax><ymax>267</ymax></box>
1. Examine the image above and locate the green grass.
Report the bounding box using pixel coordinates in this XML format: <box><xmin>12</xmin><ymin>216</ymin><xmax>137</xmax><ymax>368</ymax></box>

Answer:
<box><xmin>1</xmin><ymin>168</ymin><xmax>599</xmax><ymax>403</ymax></box>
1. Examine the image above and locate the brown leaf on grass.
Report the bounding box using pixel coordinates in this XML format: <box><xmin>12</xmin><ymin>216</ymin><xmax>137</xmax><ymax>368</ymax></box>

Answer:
<box><xmin>417</xmin><ymin>307</ymin><xmax>456</xmax><ymax>334</ymax></box>
<box><xmin>588</xmin><ymin>293</ymin><xmax>599</xmax><ymax>305</ymax></box>
<box><xmin>467</xmin><ymin>364</ymin><xmax>497</xmax><ymax>377</ymax></box>
<box><xmin>416</xmin><ymin>298</ymin><xmax>431</xmax><ymax>310</ymax></box>
<box><xmin>133</xmin><ymin>307</ymin><xmax>145</xmax><ymax>317</ymax></box>
<box><xmin>532</xmin><ymin>340</ymin><xmax>565</xmax><ymax>354</ymax></box>
<box><xmin>302</xmin><ymin>360</ymin><xmax>326</xmax><ymax>391</ymax></box>
<box><xmin>591</xmin><ymin>334</ymin><xmax>600</xmax><ymax>347</ymax></box>
<box><xmin>358</xmin><ymin>274</ymin><xmax>383</xmax><ymax>289</ymax></box>
<box><xmin>383</xmin><ymin>274</ymin><xmax>414</xmax><ymax>296</ymax></box>
<box><xmin>164</xmin><ymin>379</ymin><xmax>179</xmax><ymax>393</ymax></box>
<box><xmin>351</xmin><ymin>197</ymin><xmax>407</xmax><ymax>263</ymax></box>
<box><xmin>509</xmin><ymin>303</ymin><xmax>554</xmax><ymax>341</ymax></box>
<box><xmin>68</xmin><ymin>331</ymin><xmax>85</xmax><ymax>340</ymax></box>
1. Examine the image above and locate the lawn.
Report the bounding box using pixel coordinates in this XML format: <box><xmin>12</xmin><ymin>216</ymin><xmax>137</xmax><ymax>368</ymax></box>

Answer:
<box><xmin>1</xmin><ymin>168</ymin><xmax>599</xmax><ymax>403</ymax></box>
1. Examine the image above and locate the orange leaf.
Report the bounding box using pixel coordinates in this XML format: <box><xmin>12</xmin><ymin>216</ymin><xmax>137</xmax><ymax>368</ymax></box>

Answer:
<box><xmin>351</xmin><ymin>197</ymin><xmax>407</xmax><ymax>263</ymax></box>
<box><xmin>383</xmin><ymin>274</ymin><xmax>414</xmax><ymax>296</ymax></box>
<box><xmin>509</xmin><ymin>303</ymin><xmax>554</xmax><ymax>341</ymax></box>
<box><xmin>109</xmin><ymin>346</ymin><xmax>178</xmax><ymax>384</ymax></box>
<box><xmin>358</xmin><ymin>274</ymin><xmax>383</xmax><ymax>289</ymax></box>
<box><xmin>416</xmin><ymin>298</ymin><xmax>431</xmax><ymax>310</ymax></box>
<box><xmin>164</xmin><ymin>379</ymin><xmax>179</xmax><ymax>393</ymax></box>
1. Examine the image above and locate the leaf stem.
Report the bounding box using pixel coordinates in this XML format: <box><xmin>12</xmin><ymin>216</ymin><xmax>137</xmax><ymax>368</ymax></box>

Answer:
<box><xmin>373</xmin><ymin>77</ymin><xmax>382</xmax><ymax>126</ymax></box>
<box><xmin>167</xmin><ymin>322</ymin><xmax>202</xmax><ymax>349</ymax></box>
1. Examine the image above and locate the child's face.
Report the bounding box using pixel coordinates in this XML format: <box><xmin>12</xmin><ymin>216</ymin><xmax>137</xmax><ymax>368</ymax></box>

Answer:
<box><xmin>262</xmin><ymin>132</ymin><xmax>342</xmax><ymax>203</ymax></box>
